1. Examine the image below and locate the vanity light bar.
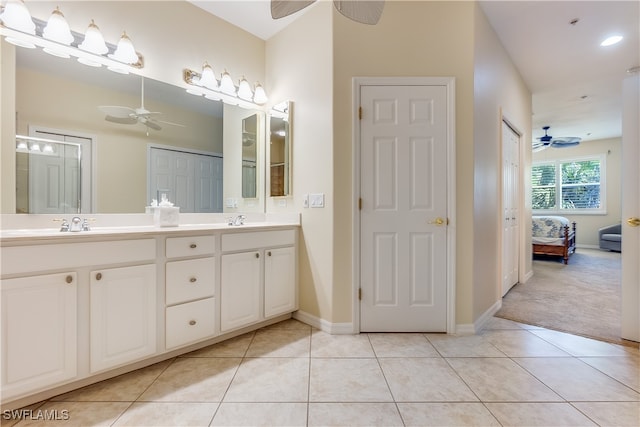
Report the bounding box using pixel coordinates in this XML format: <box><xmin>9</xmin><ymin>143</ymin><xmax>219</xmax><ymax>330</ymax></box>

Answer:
<box><xmin>183</xmin><ymin>68</ymin><xmax>267</xmax><ymax>111</ymax></box>
<box><xmin>0</xmin><ymin>17</ymin><xmax>144</xmax><ymax>73</ymax></box>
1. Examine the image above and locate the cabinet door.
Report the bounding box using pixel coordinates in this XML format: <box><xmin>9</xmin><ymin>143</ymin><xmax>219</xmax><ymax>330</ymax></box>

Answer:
<box><xmin>220</xmin><ymin>252</ymin><xmax>261</xmax><ymax>332</ymax></box>
<box><xmin>264</xmin><ymin>246</ymin><xmax>297</xmax><ymax>317</ymax></box>
<box><xmin>1</xmin><ymin>272</ymin><xmax>77</xmax><ymax>399</ymax></box>
<box><xmin>90</xmin><ymin>264</ymin><xmax>156</xmax><ymax>372</ymax></box>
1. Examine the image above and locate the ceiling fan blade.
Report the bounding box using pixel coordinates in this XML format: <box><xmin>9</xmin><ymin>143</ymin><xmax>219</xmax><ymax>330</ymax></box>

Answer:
<box><xmin>99</xmin><ymin>105</ymin><xmax>136</xmax><ymax>118</ymax></box>
<box><xmin>333</xmin><ymin>0</ymin><xmax>384</xmax><ymax>25</ymax></box>
<box><xmin>532</xmin><ymin>141</ymin><xmax>549</xmax><ymax>152</ymax></box>
<box><xmin>105</xmin><ymin>115</ymin><xmax>137</xmax><ymax>125</ymax></box>
<box><xmin>551</xmin><ymin>137</ymin><xmax>581</xmax><ymax>147</ymax></box>
<box><xmin>271</xmin><ymin>0</ymin><xmax>316</xmax><ymax>19</ymax></box>
<box><xmin>157</xmin><ymin>119</ymin><xmax>186</xmax><ymax>128</ymax></box>
<box><xmin>140</xmin><ymin>117</ymin><xmax>162</xmax><ymax>131</ymax></box>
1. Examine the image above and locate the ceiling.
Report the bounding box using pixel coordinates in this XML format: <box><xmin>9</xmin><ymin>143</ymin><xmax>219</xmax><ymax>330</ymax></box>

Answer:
<box><xmin>189</xmin><ymin>0</ymin><xmax>640</xmax><ymax>144</ymax></box>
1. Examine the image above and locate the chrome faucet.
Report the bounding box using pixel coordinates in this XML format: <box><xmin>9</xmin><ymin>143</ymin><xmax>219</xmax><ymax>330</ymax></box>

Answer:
<box><xmin>59</xmin><ymin>219</ymin><xmax>70</xmax><ymax>232</ymax></box>
<box><xmin>69</xmin><ymin>216</ymin><xmax>83</xmax><ymax>232</ymax></box>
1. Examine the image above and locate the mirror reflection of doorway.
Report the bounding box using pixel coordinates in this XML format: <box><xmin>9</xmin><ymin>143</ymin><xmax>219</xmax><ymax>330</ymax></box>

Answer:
<box><xmin>16</xmin><ymin>127</ymin><xmax>93</xmax><ymax>214</ymax></box>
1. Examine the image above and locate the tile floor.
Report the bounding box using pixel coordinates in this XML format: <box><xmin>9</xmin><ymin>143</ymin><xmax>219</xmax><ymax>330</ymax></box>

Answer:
<box><xmin>3</xmin><ymin>317</ymin><xmax>639</xmax><ymax>426</ymax></box>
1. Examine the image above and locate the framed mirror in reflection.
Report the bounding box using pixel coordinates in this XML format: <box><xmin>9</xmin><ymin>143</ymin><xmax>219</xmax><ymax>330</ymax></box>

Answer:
<box><xmin>268</xmin><ymin>101</ymin><xmax>292</xmax><ymax>197</ymax></box>
<box><xmin>9</xmin><ymin>43</ymin><xmax>264</xmax><ymax>214</ymax></box>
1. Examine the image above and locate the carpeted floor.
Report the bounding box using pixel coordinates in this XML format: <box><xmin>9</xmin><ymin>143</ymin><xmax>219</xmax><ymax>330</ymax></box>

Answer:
<box><xmin>495</xmin><ymin>248</ymin><xmax>634</xmax><ymax>346</ymax></box>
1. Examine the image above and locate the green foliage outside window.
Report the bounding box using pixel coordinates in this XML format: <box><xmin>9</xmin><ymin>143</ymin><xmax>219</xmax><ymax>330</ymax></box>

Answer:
<box><xmin>532</xmin><ymin>159</ymin><xmax>601</xmax><ymax>211</ymax></box>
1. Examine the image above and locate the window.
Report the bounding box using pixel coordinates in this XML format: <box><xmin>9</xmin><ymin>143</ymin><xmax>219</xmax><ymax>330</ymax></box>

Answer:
<box><xmin>532</xmin><ymin>156</ymin><xmax>605</xmax><ymax>213</ymax></box>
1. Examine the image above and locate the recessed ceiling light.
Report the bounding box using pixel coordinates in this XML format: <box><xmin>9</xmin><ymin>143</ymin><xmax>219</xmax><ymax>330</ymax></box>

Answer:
<box><xmin>600</xmin><ymin>35</ymin><xmax>623</xmax><ymax>47</ymax></box>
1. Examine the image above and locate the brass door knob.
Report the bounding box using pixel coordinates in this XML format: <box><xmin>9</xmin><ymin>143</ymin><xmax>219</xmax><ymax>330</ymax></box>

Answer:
<box><xmin>428</xmin><ymin>217</ymin><xmax>447</xmax><ymax>226</ymax></box>
<box><xmin>627</xmin><ymin>217</ymin><xmax>640</xmax><ymax>227</ymax></box>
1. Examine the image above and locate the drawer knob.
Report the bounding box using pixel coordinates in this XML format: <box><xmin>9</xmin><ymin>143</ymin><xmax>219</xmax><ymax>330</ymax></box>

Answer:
<box><xmin>189</xmin><ymin>277</ymin><xmax>197</xmax><ymax>283</ymax></box>
<box><xmin>189</xmin><ymin>320</ymin><xmax>197</xmax><ymax>326</ymax></box>
<box><xmin>190</xmin><ymin>243</ymin><xmax>197</xmax><ymax>249</ymax></box>
<box><xmin>65</xmin><ymin>275</ymin><xmax>73</xmax><ymax>284</ymax></box>
<box><xmin>255</xmin><ymin>253</ymin><xmax>260</xmax><ymax>258</ymax></box>
<box><xmin>96</xmin><ymin>272</ymin><xmax>102</xmax><ymax>281</ymax></box>
<box><xmin>267</xmin><ymin>251</ymin><xmax>272</xmax><ymax>257</ymax></box>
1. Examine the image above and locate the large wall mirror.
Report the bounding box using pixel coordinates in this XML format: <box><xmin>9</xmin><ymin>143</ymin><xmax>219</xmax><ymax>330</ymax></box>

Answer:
<box><xmin>8</xmin><ymin>43</ymin><xmax>264</xmax><ymax>214</ymax></box>
<box><xmin>268</xmin><ymin>101</ymin><xmax>292</xmax><ymax>197</ymax></box>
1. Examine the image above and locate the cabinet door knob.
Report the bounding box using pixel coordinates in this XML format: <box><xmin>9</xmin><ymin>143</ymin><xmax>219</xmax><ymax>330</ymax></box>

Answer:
<box><xmin>96</xmin><ymin>272</ymin><xmax>102</xmax><ymax>281</ymax></box>
<box><xmin>189</xmin><ymin>320</ymin><xmax>197</xmax><ymax>326</ymax></box>
<box><xmin>255</xmin><ymin>253</ymin><xmax>260</xmax><ymax>258</ymax></box>
<box><xmin>189</xmin><ymin>277</ymin><xmax>197</xmax><ymax>283</ymax></box>
<box><xmin>65</xmin><ymin>275</ymin><xmax>73</xmax><ymax>284</ymax></box>
<box><xmin>267</xmin><ymin>251</ymin><xmax>272</xmax><ymax>257</ymax></box>
<box><xmin>190</xmin><ymin>243</ymin><xmax>197</xmax><ymax>249</ymax></box>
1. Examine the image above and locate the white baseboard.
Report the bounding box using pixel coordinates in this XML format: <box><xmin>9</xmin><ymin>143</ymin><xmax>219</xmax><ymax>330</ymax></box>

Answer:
<box><xmin>456</xmin><ymin>299</ymin><xmax>502</xmax><ymax>335</ymax></box>
<box><xmin>292</xmin><ymin>310</ymin><xmax>356</xmax><ymax>334</ymax></box>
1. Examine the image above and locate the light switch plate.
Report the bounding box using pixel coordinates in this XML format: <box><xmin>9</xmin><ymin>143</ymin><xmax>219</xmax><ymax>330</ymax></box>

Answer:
<box><xmin>303</xmin><ymin>194</ymin><xmax>309</xmax><ymax>208</ymax></box>
<box><xmin>310</xmin><ymin>193</ymin><xmax>325</xmax><ymax>208</ymax></box>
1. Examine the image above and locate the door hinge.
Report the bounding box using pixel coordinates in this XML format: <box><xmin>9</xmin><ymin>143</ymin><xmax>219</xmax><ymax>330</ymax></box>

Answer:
<box><xmin>358</xmin><ymin>106</ymin><xmax>362</xmax><ymax>120</ymax></box>
<box><xmin>358</xmin><ymin>197</ymin><xmax>362</xmax><ymax>210</ymax></box>
<box><xmin>358</xmin><ymin>288</ymin><xmax>362</xmax><ymax>300</ymax></box>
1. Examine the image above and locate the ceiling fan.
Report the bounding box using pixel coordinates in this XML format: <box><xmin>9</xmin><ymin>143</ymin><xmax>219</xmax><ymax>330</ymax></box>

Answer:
<box><xmin>271</xmin><ymin>0</ymin><xmax>384</xmax><ymax>25</ymax></box>
<box><xmin>98</xmin><ymin>77</ymin><xmax>184</xmax><ymax>134</ymax></box>
<box><xmin>532</xmin><ymin>126</ymin><xmax>581</xmax><ymax>152</ymax></box>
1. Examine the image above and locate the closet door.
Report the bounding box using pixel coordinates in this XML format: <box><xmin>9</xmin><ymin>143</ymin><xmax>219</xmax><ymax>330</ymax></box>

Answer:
<box><xmin>502</xmin><ymin>121</ymin><xmax>520</xmax><ymax>296</ymax></box>
<box><xmin>149</xmin><ymin>147</ymin><xmax>222</xmax><ymax>213</ymax></box>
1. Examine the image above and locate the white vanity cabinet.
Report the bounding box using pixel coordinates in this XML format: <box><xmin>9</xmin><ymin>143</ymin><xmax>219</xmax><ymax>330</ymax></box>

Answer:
<box><xmin>220</xmin><ymin>229</ymin><xmax>297</xmax><ymax>332</ymax></box>
<box><xmin>89</xmin><ymin>264</ymin><xmax>157</xmax><ymax>372</ymax></box>
<box><xmin>164</xmin><ymin>235</ymin><xmax>216</xmax><ymax>349</ymax></box>
<box><xmin>1</xmin><ymin>272</ymin><xmax>77</xmax><ymax>400</ymax></box>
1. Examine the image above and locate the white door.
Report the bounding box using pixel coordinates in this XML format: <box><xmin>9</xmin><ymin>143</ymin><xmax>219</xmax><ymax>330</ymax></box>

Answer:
<box><xmin>359</xmin><ymin>84</ymin><xmax>449</xmax><ymax>332</ymax></box>
<box><xmin>502</xmin><ymin>121</ymin><xmax>520</xmax><ymax>296</ymax></box>
<box><xmin>29</xmin><ymin>129</ymin><xmax>93</xmax><ymax>214</ymax></box>
<box><xmin>621</xmin><ymin>74</ymin><xmax>640</xmax><ymax>342</ymax></box>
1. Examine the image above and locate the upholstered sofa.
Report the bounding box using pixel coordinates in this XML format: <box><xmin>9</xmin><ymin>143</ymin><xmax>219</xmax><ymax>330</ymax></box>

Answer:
<box><xmin>599</xmin><ymin>223</ymin><xmax>622</xmax><ymax>252</ymax></box>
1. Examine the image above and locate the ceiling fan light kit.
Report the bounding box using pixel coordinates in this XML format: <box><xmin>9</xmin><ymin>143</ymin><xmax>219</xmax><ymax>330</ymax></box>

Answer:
<box><xmin>0</xmin><ymin>1</ymin><xmax>144</xmax><ymax>73</ymax></box>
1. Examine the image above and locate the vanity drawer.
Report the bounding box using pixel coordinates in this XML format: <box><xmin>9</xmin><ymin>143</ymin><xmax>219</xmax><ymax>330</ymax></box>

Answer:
<box><xmin>165</xmin><ymin>297</ymin><xmax>216</xmax><ymax>349</ymax></box>
<box><xmin>166</xmin><ymin>235</ymin><xmax>215</xmax><ymax>259</ymax></box>
<box><xmin>166</xmin><ymin>257</ymin><xmax>215</xmax><ymax>305</ymax></box>
<box><xmin>221</xmin><ymin>229</ymin><xmax>296</xmax><ymax>252</ymax></box>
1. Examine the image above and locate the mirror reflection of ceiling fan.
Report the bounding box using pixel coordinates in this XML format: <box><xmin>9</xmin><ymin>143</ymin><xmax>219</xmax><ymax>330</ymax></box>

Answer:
<box><xmin>271</xmin><ymin>0</ymin><xmax>385</xmax><ymax>25</ymax></box>
<box><xmin>98</xmin><ymin>77</ymin><xmax>184</xmax><ymax>135</ymax></box>
<box><xmin>532</xmin><ymin>126</ymin><xmax>581</xmax><ymax>152</ymax></box>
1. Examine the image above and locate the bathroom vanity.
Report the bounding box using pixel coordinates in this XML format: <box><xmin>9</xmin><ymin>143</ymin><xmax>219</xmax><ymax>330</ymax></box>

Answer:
<box><xmin>0</xmin><ymin>214</ymin><xmax>299</xmax><ymax>409</ymax></box>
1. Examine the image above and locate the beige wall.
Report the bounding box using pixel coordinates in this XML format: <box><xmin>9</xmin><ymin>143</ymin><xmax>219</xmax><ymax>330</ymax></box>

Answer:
<box><xmin>533</xmin><ymin>137</ymin><xmax>622</xmax><ymax>247</ymax></box>
<box><xmin>266</xmin><ymin>2</ymin><xmax>335</xmax><ymax>320</ymax></box>
<box><xmin>472</xmin><ymin>6</ymin><xmax>532</xmax><ymax>321</ymax></box>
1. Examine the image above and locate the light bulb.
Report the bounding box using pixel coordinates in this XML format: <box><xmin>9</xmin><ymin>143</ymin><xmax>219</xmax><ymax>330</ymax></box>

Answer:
<box><xmin>237</xmin><ymin>77</ymin><xmax>253</xmax><ymax>101</ymax></box>
<box><xmin>219</xmin><ymin>70</ymin><xmax>236</xmax><ymax>96</ymax></box>
<box><xmin>199</xmin><ymin>62</ymin><xmax>218</xmax><ymax>90</ymax></box>
<box><xmin>79</xmin><ymin>19</ymin><xmax>108</xmax><ymax>55</ymax></box>
<box><xmin>253</xmin><ymin>83</ymin><xmax>268</xmax><ymax>105</ymax></box>
<box><xmin>43</xmin><ymin>7</ymin><xmax>74</xmax><ymax>45</ymax></box>
<box><xmin>109</xmin><ymin>31</ymin><xmax>138</xmax><ymax>64</ymax></box>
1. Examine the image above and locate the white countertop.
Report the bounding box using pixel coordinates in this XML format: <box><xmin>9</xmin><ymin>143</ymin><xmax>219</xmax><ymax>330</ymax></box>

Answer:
<box><xmin>0</xmin><ymin>213</ymin><xmax>300</xmax><ymax>244</ymax></box>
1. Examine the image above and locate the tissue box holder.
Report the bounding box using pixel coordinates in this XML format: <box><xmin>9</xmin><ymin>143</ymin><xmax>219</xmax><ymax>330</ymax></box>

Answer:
<box><xmin>154</xmin><ymin>206</ymin><xmax>180</xmax><ymax>227</ymax></box>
